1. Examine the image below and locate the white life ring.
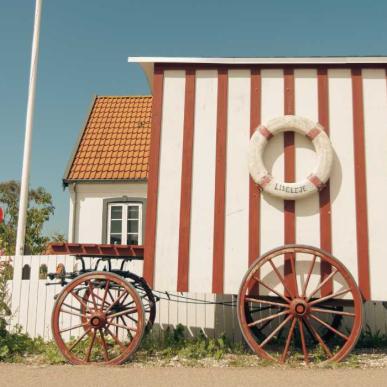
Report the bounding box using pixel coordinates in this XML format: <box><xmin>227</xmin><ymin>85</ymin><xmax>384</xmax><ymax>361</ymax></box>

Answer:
<box><xmin>248</xmin><ymin>115</ymin><xmax>334</xmax><ymax>200</ymax></box>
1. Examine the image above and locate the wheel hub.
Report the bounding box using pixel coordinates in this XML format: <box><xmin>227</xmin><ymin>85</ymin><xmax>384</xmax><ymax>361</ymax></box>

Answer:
<box><xmin>89</xmin><ymin>312</ymin><xmax>107</xmax><ymax>329</ymax></box>
<box><xmin>290</xmin><ymin>298</ymin><xmax>309</xmax><ymax>317</ymax></box>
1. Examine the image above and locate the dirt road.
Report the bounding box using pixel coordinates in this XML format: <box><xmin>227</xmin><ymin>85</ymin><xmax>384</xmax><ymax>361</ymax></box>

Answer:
<box><xmin>0</xmin><ymin>364</ymin><xmax>385</xmax><ymax>387</ymax></box>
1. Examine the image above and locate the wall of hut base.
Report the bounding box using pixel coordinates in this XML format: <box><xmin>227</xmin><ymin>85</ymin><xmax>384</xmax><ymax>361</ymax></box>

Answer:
<box><xmin>2</xmin><ymin>255</ymin><xmax>387</xmax><ymax>342</ymax></box>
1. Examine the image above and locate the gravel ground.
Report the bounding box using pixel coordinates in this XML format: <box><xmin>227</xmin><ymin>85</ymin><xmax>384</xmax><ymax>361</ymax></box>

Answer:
<box><xmin>1</xmin><ymin>363</ymin><xmax>387</xmax><ymax>387</ymax></box>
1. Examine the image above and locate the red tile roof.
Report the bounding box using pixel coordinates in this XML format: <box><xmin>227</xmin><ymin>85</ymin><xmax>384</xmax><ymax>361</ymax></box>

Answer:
<box><xmin>65</xmin><ymin>96</ymin><xmax>152</xmax><ymax>182</ymax></box>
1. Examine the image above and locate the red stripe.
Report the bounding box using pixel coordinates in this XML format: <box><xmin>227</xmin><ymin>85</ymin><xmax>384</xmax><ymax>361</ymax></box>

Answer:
<box><xmin>143</xmin><ymin>66</ymin><xmax>164</xmax><ymax>288</ymax></box>
<box><xmin>177</xmin><ymin>69</ymin><xmax>196</xmax><ymax>292</ymax></box>
<box><xmin>212</xmin><ymin>69</ymin><xmax>228</xmax><ymax>294</ymax></box>
<box><xmin>351</xmin><ymin>68</ymin><xmax>371</xmax><ymax>300</ymax></box>
<box><xmin>284</xmin><ymin>68</ymin><xmax>296</xmax><ymax>296</ymax></box>
<box><xmin>249</xmin><ymin>69</ymin><xmax>261</xmax><ymax>267</ymax></box>
<box><xmin>248</xmin><ymin>69</ymin><xmax>261</xmax><ymax>296</ymax></box>
<box><xmin>317</xmin><ymin>68</ymin><xmax>333</xmax><ymax>297</ymax></box>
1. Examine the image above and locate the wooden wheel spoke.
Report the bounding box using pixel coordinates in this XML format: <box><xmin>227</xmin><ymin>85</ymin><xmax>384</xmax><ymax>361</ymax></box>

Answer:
<box><xmin>309</xmin><ymin>288</ymin><xmax>351</xmax><ymax>306</ymax></box>
<box><xmin>107</xmin><ymin>307</ymin><xmax>138</xmax><ymax>320</ymax></box>
<box><xmin>254</xmin><ymin>278</ymin><xmax>291</xmax><ymax>304</ymax></box>
<box><xmin>85</xmin><ymin>329</ymin><xmax>97</xmax><ymax>362</ymax></box>
<box><xmin>298</xmin><ymin>318</ymin><xmax>309</xmax><ymax>364</ymax></box>
<box><xmin>106</xmin><ymin>327</ymin><xmax>126</xmax><ymax>351</ymax></box>
<box><xmin>280</xmin><ymin>317</ymin><xmax>296</xmax><ymax>363</ymax></box>
<box><xmin>260</xmin><ymin>314</ymin><xmax>292</xmax><ymax>348</ymax></box>
<box><xmin>98</xmin><ymin>329</ymin><xmax>109</xmax><ymax>361</ymax></box>
<box><xmin>120</xmin><ymin>300</ymin><xmax>135</xmax><ymax>309</ymax></box>
<box><xmin>303</xmin><ymin>317</ymin><xmax>333</xmax><ymax>358</ymax></box>
<box><xmin>62</xmin><ymin>302</ymin><xmax>87</xmax><ymax>314</ymax></box>
<box><xmin>307</xmin><ymin>267</ymin><xmax>338</xmax><ymax>301</ymax></box>
<box><xmin>289</xmin><ymin>253</ymin><xmax>299</xmax><ymax>297</ymax></box>
<box><xmin>245</xmin><ymin>297</ymin><xmax>290</xmax><ymax>308</ymax></box>
<box><xmin>123</xmin><ymin>314</ymin><xmax>138</xmax><ymax>325</ymax></box>
<box><xmin>70</xmin><ymin>291</ymin><xmax>91</xmax><ymax>312</ymax></box>
<box><xmin>68</xmin><ymin>328</ymin><xmax>91</xmax><ymax>352</ymax></box>
<box><xmin>87</xmin><ymin>281</ymin><xmax>99</xmax><ymax>310</ymax></box>
<box><xmin>89</xmin><ymin>289</ymin><xmax>111</xmax><ymax>308</ymax></box>
<box><xmin>268</xmin><ymin>259</ymin><xmax>296</xmax><ymax>299</ymax></box>
<box><xmin>248</xmin><ymin>310</ymin><xmax>289</xmax><ymax>328</ymax></box>
<box><xmin>120</xmin><ymin>315</ymin><xmax>133</xmax><ymax>340</ymax></box>
<box><xmin>107</xmin><ymin>320</ymin><xmax>138</xmax><ymax>333</ymax></box>
<box><xmin>60</xmin><ymin>307</ymin><xmax>87</xmax><ymax>319</ymax></box>
<box><xmin>107</xmin><ymin>289</ymin><xmax>116</xmax><ymax>304</ymax></box>
<box><xmin>101</xmin><ymin>280</ymin><xmax>110</xmax><ymax>307</ymax></box>
<box><xmin>302</xmin><ymin>255</ymin><xmax>317</xmax><ymax>297</ymax></box>
<box><xmin>309</xmin><ymin>314</ymin><xmax>349</xmax><ymax>341</ymax></box>
<box><xmin>311</xmin><ymin>307</ymin><xmax>355</xmax><ymax>317</ymax></box>
<box><xmin>105</xmin><ymin>290</ymin><xmax>127</xmax><ymax>313</ymax></box>
<box><xmin>59</xmin><ymin>322</ymin><xmax>88</xmax><ymax>334</ymax></box>
<box><xmin>249</xmin><ymin>306</ymin><xmax>273</xmax><ymax>314</ymax></box>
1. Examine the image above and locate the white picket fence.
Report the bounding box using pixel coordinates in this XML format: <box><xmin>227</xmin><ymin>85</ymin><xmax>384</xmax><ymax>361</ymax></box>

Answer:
<box><xmin>2</xmin><ymin>255</ymin><xmax>387</xmax><ymax>341</ymax></box>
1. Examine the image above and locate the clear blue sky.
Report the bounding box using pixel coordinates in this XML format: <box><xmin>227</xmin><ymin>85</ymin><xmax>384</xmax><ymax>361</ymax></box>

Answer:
<box><xmin>1</xmin><ymin>0</ymin><xmax>387</xmax><ymax>237</ymax></box>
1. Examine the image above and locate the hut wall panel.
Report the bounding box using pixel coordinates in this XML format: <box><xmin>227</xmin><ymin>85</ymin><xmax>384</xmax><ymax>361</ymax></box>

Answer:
<box><xmin>294</xmin><ymin>69</ymin><xmax>321</xmax><ymax>295</ymax></box>
<box><xmin>223</xmin><ymin>69</ymin><xmax>251</xmax><ymax>294</ymax></box>
<box><xmin>188</xmin><ymin>70</ymin><xmax>218</xmax><ymax>293</ymax></box>
<box><xmin>154</xmin><ymin>70</ymin><xmax>186</xmax><ymax>291</ymax></box>
<box><xmin>294</xmin><ymin>69</ymin><xmax>320</xmax><ymax>246</ymax></box>
<box><xmin>328</xmin><ymin>69</ymin><xmax>359</xmax><ymax>296</ymax></box>
<box><xmin>362</xmin><ymin>69</ymin><xmax>387</xmax><ymax>301</ymax></box>
<box><xmin>259</xmin><ymin>69</ymin><xmax>285</xmax><ymax>296</ymax></box>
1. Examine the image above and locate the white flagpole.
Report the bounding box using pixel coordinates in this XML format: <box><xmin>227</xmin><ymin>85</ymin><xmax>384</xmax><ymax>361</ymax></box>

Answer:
<box><xmin>15</xmin><ymin>0</ymin><xmax>43</xmax><ymax>255</ymax></box>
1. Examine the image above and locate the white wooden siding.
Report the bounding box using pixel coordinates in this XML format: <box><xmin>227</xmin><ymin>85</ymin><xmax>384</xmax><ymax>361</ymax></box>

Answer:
<box><xmin>154</xmin><ymin>70</ymin><xmax>186</xmax><ymax>291</ymax></box>
<box><xmin>189</xmin><ymin>70</ymin><xmax>218</xmax><ymax>293</ymax></box>
<box><xmin>328</xmin><ymin>69</ymin><xmax>359</xmax><ymax>291</ymax></box>
<box><xmin>362</xmin><ymin>69</ymin><xmax>387</xmax><ymax>301</ymax></box>
<box><xmin>224</xmin><ymin>69</ymin><xmax>251</xmax><ymax>294</ymax></box>
<box><xmin>259</xmin><ymin>69</ymin><xmax>285</xmax><ymax>296</ymax></box>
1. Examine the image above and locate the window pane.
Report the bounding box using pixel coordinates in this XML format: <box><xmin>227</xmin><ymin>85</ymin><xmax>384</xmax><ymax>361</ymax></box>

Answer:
<box><xmin>110</xmin><ymin>206</ymin><xmax>122</xmax><ymax>220</ymax></box>
<box><xmin>110</xmin><ymin>234</ymin><xmax>122</xmax><ymax>244</ymax></box>
<box><xmin>110</xmin><ymin>219</ymin><xmax>122</xmax><ymax>233</ymax></box>
<box><xmin>127</xmin><ymin>234</ymin><xmax>138</xmax><ymax>245</ymax></box>
<box><xmin>127</xmin><ymin>219</ymin><xmax>138</xmax><ymax>233</ymax></box>
<box><xmin>127</xmin><ymin>205</ymin><xmax>139</xmax><ymax>219</ymax></box>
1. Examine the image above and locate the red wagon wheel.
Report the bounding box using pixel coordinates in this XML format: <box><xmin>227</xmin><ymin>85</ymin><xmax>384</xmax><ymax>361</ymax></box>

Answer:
<box><xmin>52</xmin><ymin>272</ymin><xmax>145</xmax><ymax>365</ymax></box>
<box><xmin>237</xmin><ymin>245</ymin><xmax>363</xmax><ymax>364</ymax></box>
<box><xmin>80</xmin><ymin>272</ymin><xmax>156</xmax><ymax>333</ymax></box>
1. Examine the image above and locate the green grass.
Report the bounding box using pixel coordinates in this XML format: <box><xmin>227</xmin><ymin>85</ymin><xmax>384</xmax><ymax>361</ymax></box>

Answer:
<box><xmin>138</xmin><ymin>324</ymin><xmax>247</xmax><ymax>361</ymax></box>
<box><xmin>1</xmin><ymin>323</ymin><xmax>387</xmax><ymax>367</ymax></box>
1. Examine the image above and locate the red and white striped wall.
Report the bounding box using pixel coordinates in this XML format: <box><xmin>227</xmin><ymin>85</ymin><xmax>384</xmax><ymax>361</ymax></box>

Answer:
<box><xmin>139</xmin><ymin>60</ymin><xmax>387</xmax><ymax>301</ymax></box>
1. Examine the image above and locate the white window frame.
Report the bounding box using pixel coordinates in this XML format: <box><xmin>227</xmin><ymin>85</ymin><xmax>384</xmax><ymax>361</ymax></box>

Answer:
<box><xmin>107</xmin><ymin>202</ymin><xmax>143</xmax><ymax>245</ymax></box>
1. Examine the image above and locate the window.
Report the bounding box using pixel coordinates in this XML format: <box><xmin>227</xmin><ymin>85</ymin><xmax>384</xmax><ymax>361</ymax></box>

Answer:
<box><xmin>107</xmin><ymin>202</ymin><xmax>143</xmax><ymax>245</ymax></box>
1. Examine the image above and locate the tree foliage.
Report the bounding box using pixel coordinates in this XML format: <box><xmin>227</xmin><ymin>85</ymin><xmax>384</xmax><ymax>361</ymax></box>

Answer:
<box><xmin>0</xmin><ymin>180</ymin><xmax>61</xmax><ymax>255</ymax></box>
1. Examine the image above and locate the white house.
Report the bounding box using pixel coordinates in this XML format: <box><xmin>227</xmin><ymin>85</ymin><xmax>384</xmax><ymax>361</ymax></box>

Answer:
<box><xmin>64</xmin><ymin>95</ymin><xmax>152</xmax><ymax>247</ymax></box>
